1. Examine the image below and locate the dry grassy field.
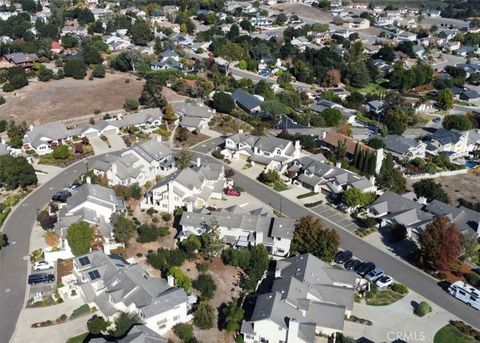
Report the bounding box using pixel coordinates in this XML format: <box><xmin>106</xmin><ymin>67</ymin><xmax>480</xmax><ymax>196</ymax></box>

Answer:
<box><xmin>0</xmin><ymin>72</ymin><xmax>144</xmax><ymax>125</ymax></box>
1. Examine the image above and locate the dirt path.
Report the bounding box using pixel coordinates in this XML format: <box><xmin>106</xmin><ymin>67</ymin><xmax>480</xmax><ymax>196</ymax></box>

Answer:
<box><xmin>0</xmin><ymin>72</ymin><xmax>144</xmax><ymax>125</ymax></box>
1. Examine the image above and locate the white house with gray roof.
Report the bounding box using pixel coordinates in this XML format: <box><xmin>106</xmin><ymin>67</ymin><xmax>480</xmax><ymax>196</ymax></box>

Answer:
<box><xmin>92</xmin><ymin>138</ymin><xmax>175</xmax><ymax>186</ymax></box>
<box><xmin>288</xmin><ymin>154</ymin><xmax>376</xmax><ymax>196</ymax></box>
<box><xmin>90</xmin><ymin>324</ymin><xmax>167</xmax><ymax>343</ymax></box>
<box><xmin>142</xmin><ymin>161</ymin><xmax>226</xmax><ymax>212</ymax></box>
<box><xmin>380</xmin><ymin>135</ymin><xmax>427</xmax><ymax>159</ymax></box>
<box><xmin>179</xmin><ymin>206</ymin><xmax>295</xmax><ymax>257</ymax></box>
<box><xmin>241</xmin><ymin>253</ymin><xmax>356</xmax><ymax>343</ymax></box>
<box><xmin>72</xmin><ymin>251</ymin><xmax>190</xmax><ymax>336</ymax></box>
<box><xmin>173</xmin><ymin>102</ymin><xmax>215</xmax><ymax>131</ymax></box>
<box><xmin>426</xmin><ymin>128</ymin><xmax>480</xmax><ymax>159</ymax></box>
<box><xmin>222</xmin><ymin>130</ymin><xmax>302</xmax><ymax>172</ymax></box>
<box><xmin>23</xmin><ymin>122</ymin><xmax>72</xmax><ymax>155</ymax></box>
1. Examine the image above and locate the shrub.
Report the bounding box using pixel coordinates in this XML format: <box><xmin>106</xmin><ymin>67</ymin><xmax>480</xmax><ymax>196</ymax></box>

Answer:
<box><xmin>87</xmin><ymin>315</ymin><xmax>109</xmax><ymax>334</ymax></box>
<box><xmin>391</xmin><ymin>283</ymin><xmax>409</xmax><ymax>295</ymax></box>
<box><xmin>70</xmin><ymin>304</ymin><xmax>91</xmax><ymax>319</ymax></box>
<box><xmin>466</xmin><ymin>272</ymin><xmax>480</xmax><ymax>287</ymax></box>
<box><xmin>192</xmin><ymin>273</ymin><xmax>217</xmax><ymax>300</ymax></box>
<box><xmin>137</xmin><ymin>224</ymin><xmax>160</xmax><ymax>243</ymax></box>
<box><xmin>52</xmin><ymin>145</ymin><xmax>70</xmax><ymax>160</ymax></box>
<box><xmin>64</xmin><ymin>60</ymin><xmax>87</xmax><ymax>79</ymax></box>
<box><xmin>193</xmin><ymin>302</ymin><xmax>216</xmax><ymax>329</ymax></box>
<box><xmin>92</xmin><ymin>64</ymin><xmax>106</xmax><ymax>78</ymax></box>
<box><xmin>159</xmin><ymin>226</ymin><xmax>169</xmax><ymax>237</ymax></box>
<box><xmin>196</xmin><ymin>262</ymin><xmax>209</xmax><ymax>272</ymax></box>
<box><xmin>161</xmin><ymin>212</ymin><xmax>172</xmax><ymax>222</ymax></box>
<box><xmin>212</xmin><ymin>148</ymin><xmax>224</xmax><ymax>160</ymax></box>
<box><xmin>0</xmin><ymin>95</ymin><xmax>5</xmax><ymax>105</ymax></box>
<box><xmin>174</xmin><ymin>323</ymin><xmax>193</xmax><ymax>341</ymax></box>
<box><xmin>2</xmin><ymin>82</ymin><xmax>14</xmax><ymax>92</ymax></box>
<box><xmin>124</xmin><ymin>98</ymin><xmax>139</xmax><ymax>111</ymax></box>
<box><xmin>415</xmin><ymin>301</ymin><xmax>431</xmax><ymax>317</ymax></box>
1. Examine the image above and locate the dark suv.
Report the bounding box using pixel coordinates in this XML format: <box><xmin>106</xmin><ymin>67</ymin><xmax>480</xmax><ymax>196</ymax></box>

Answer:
<box><xmin>334</xmin><ymin>250</ymin><xmax>353</xmax><ymax>264</ymax></box>
<box><xmin>28</xmin><ymin>273</ymin><xmax>55</xmax><ymax>285</ymax></box>
<box><xmin>52</xmin><ymin>190</ymin><xmax>71</xmax><ymax>202</ymax></box>
<box><xmin>357</xmin><ymin>262</ymin><xmax>376</xmax><ymax>277</ymax></box>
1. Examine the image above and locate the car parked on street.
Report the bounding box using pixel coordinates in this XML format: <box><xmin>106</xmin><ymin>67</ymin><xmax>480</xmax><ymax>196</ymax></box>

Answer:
<box><xmin>375</xmin><ymin>275</ymin><xmax>394</xmax><ymax>288</ymax></box>
<box><xmin>225</xmin><ymin>188</ymin><xmax>241</xmax><ymax>196</ymax></box>
<box><xmin>344</xmin><ymin>259</ymin><xmax>362</xmax><ymax>271</ymax></box>
<box><xmin>28</xmin><ymin>273</ymin><xmax>55</xmax><ymax>285</ymax></box>
<box><xmin>52</xmin><ymin>190</ymin><xmax>71</xmax><ymax>202</ymax></box>
<box><xmin>365</xmin><ymin>268</ymin><xmax>384</xmax><ymax>282</ymax></box>
<box><xmin>357</xmin><ymin>262</ymin><xmax>376</xmax><ymax>277</ymax></box>
<box><xmin>334</xmin><ymin>250</ymin><xmax>353</xmax><ymax>264</ymax></box>
<box><xmin>33</xmin><ymin>261</ymin><xmax>53</xmax><ymax>271</ymax></box>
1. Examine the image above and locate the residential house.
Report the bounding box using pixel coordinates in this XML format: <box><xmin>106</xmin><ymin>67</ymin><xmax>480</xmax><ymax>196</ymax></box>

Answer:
<box><xmin>290</xmin><ymin>36</ymin><xmax>310</xmax><ymax>51</ymax></box>
<box><xmin>460</xmin><ymin>89</ymin><xmax>480</xmax><ymax>103</ymax></box>
<box><xmin>289</xmin><ymin>154</ymin><xmax>376</xmax><ymax>196</ymax></box>
<box><xmin>170</xmin><ymin>33</ymin><xmax>194</xmax><ymax>47</ymax></box>
<box><xmin>397</xmin><ymin>31</ymin><xmax>417</xmax><ymax>42</ymax></box>
<box><xmin>366</xmin><ymin>100</ymin><xmax>384</xmax><ymax>116</ymax></box>
<box><xmin>343</xmin><ymin>17</ymin><xmax>370</xmax><ymax>30</ymax></box>
<box><xmin>89</xmin><ymin>325</ymin><xmax>167</xmax><ymax>343</ymax></box>
<box><xmin>142</xmin><ymin>161</ymin><xmax>226</xmax><ymax>212</ymax></box>
<box><xmin>381</xmin><ymin>135</ymin><xmax>427</xmax><ymax>159</ymax></box>
<box><xmin>91</xmin><ymin>8</ymin><xmax>111</xmax><ymax>20</ymax></box>
<box><xmin>230</xmin><ymin>89</ymin><xmax>264</xmax><ymax>115</ymax></box>
<box><xmin>423</xmin><ymin>200</ymin><xmax>480</xmax><ymax>237</ymax></box>
<box><xmin>92</xmin><ymin>138</ymin><xmax>175</xmax><ymax>186</ymax></box>
<box><xmin>173</xmin><ymin>103</ymin><xmax>215</xmax><ymax>131</ymax></box>
<box><xmin>2</xmin><ymin>52</ymin><xmax>38</xmax><ymax>68</ymax></box>
<box><xmin>310</xmin><ymin>99</ymin><xmax>357</xmax><ymax>125</ymax></box>
<box><xmin>222</xmin><ymin>131</ymin><xmax>302</xmax><ymax>172</ymax></box>
<box><xmin>438</xmin><ymin>29</ymin><xmax>457</xmax><ymax>41</ymax></box>
<box><xmin>23</xmin><ymin>122</ymin><xmax>71</xmax><ymax>155</ymax></box>
<box><xmin>72</xmin><ymin>251</ymin><xmax>190</xmax><ymax>336</ymax></box>
<box><xmin>319</xmin><ymin>131</ymin><xmax>384</xmax><ymax>174</ymax></box>
<box><xmin>446</xmin><ymin>41</ymin><xmax>461</xmax><ymax>52</ymax></box>
<box><xmin>426</xmin><ymin>128</ymin><xmax>477</xmax><ymax>159</ymax></box>
<box><xmin>251</xmin><ymin>14</ymin><xmax>272</xmax><ymax>27</ymax></box>
<box><xmin>51</xmin><ymin>41</ymin><xmax>63</xmax><ymax>54</ymax></box>
<box><xmin>423</xmin><ymin>9</ymin><xmax>441</xmax><ymax>17</ymax></box>
<box><xmin>241</xmin><ymin>253</ymin><xmax>356</xmax><ymax>343</ymax></box>
<box><xmin>0</xmin><ymin>142</ymin><xmax>11</xmax><ymax>156</ymax></box>
<box><xmin>104</xmin><ymin>35</ymin><xmax>132</xmax><ymax>51</ymax></box>
<box><xmin>151</xmin><ymin>49</ymin><xmax>184</xmax><ymax>71</ymax></box>
<box><xmin>116</xmin><ymin>108</ymin><xmax>163</xmax><ymax>132</ymax></box>
<box><xmin>179</xmin><ymin>206</ymin><xmax>295</xmax><ymax>257</ymax></box>
<box><xmin>80</xmin><ymin>121</ymin><xmax>120</xmax><ymax>139</ymax></box>
<box><xmin>457</xmin><ymin>46</ymin><xmax>478</xmax><ymax>57</ymax></box>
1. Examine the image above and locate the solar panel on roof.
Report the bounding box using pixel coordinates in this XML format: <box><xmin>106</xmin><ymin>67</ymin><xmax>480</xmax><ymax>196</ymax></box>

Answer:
<box><xmin>79</xmin><ymin>256</ymin><xmax>90</xmax><ymax>266</ymax></box>
<box><xmin>88</xmin><ymin>270</ymin><xmax>101</xmax><ymax>280</ymax></box>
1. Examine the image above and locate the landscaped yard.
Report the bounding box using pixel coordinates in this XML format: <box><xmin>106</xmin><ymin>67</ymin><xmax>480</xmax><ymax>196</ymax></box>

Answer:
<box><xmin>273</xmin><ymin>181</ymin><xmax>289</xmax><ymax>192</ymax></box>
<box><xmin>434</xmin><ymin>324</ymin><xmax>476</xmax><ymax>343</ymax></box>
<box><xmin>351</xmin><ymin>82</ymin><xmax>387</xmax><ymax>95</ymax></box>
<box><xmin>365</xmin><ymin>289</ymin><xmax>405</xmax><ymax>306</ymax></box>
<box><xmin>297</xmin><ymin>191</ymin><xmax>317</xmax><ymax>199</ymax></box>
<box><xmin>66</xmin><ymin>332</ymin><xmax>88</xmax><ymax>343</ymax></box>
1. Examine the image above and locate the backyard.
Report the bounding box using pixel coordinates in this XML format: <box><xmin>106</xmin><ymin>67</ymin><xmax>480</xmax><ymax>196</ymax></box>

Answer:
<box><xmin>434</xmin><ymin>324</ymin><xmax>477</xmax><ymax>343</ymax></box>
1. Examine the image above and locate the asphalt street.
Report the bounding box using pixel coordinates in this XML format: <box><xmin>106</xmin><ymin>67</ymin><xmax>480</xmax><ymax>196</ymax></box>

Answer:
<box><xmin>192</xmin><ymin>139</ymin><xmax>480</xmax><ymax>330</ymax></box>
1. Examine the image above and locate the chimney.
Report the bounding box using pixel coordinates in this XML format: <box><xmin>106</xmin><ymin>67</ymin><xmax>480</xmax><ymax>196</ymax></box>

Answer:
<box><xmin>287</xmin><ymin>318</ymin><xmax>300</xmax><ymax>343</ymax></box>
<box><xmin>156</xmin><ymin>135</ymin><xmax>162</xmax><ymax>143</ymax></box>
<box><xmin>196</xmin><ymin>157</ymin><xmax>201</xmax><ymax>167</ymax></box>
<box><xmin>335</xmin><ymin>162</ymin><xmax>341</xmax><ymax>168</ymax></box>
<box><xmin>238</xmin><ymin>129</ymin><xmax>243</xmax><ymax>134</ymax></box>
<box><xmin>167</xmin><ymin>275</ymin><xmax>175</xmax><ymax>287</ymax></box>
<box><xmin>294</xmin><ymin>140</ymin><xmax>301</xmax><ymax>151</ymax></box>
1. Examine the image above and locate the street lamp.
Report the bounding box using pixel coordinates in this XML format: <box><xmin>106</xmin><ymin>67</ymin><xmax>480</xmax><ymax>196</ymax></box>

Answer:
<box><xmin>84</xmin><ymin>160</ymin><xmax>89</xmax><ymax>172</ymax></box>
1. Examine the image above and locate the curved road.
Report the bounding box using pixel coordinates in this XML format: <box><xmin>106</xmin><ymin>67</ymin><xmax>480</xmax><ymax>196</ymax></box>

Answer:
<box><xmin>1</xmin><ymin>138</ymin><xmax>480</xmax><ymax>343</ymax></box>
<box><xmin>0</xmin><ymin>155</ymin><xmax>107</xmax><ymax>343</ymax></box>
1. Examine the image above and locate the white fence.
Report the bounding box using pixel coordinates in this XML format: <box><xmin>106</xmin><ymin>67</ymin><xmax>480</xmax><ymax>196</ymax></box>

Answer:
<box><xmin>406</xmin><ymin>168</ymin><xmax>469</xmax><ymax>180</ymax></box>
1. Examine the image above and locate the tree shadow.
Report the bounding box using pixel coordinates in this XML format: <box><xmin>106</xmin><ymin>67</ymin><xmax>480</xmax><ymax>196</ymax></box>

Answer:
<box><xmin>217</xmin><ymin>302</ymin><xmax>228</xmax><ymax>331</ymax></box>
<box><xmin>378</xmin><ymin>226</ymin><xmax>419</xmax><ymax>259</ymax></box>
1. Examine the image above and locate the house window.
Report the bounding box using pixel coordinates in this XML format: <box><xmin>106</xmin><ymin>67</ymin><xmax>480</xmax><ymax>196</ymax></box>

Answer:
<box><xmin>264</xmin><ymin>152</ymin><xmax>271</xmax><ymax>157</ymax></box>
<box><xmin>157</xmin><ymin>319</ymin><xmax>167</xmax><ymax>330</ymax></box>
<box><xmin>173</xmin><ymin>315</ymin><xmax>180</xmax><ymax>321</ymax></box>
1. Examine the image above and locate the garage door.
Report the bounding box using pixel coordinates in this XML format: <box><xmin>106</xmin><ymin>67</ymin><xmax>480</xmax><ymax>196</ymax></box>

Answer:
<box><xmin>102</xmin><ymin>129</ymin><xmax>117</xmax><ymax>135</ymax></box>
<box><xmin>84</xmin><ymin>132</ymin><xmax>98</xmax><ymax>139</ymax></box>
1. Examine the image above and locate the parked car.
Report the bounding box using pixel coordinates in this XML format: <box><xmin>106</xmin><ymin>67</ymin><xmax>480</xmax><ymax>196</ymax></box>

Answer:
<box><xmin>365</xmin><ymin>268</ymin><xmax>384</xmax><ymax>282</ymax></box>
<box><xmin>344</xmin><ymin>259</ymin><xmax>362</xmax><ymax>271</ymax></box>
<box><xmin>52</xmin><ymin>190</ymin><xmax>71</xmax><ymax>202</ymax></box>
<box><xmin>70</xmin><ymin>182</ymin><xmax>81</xmax><ymax>191</ymax></box>
<box><xmin>357</xmin><ymin>262</ymin><xmax>376</xmax><ymax>277</ymax></box>
<box><xmin>225</xmin><ymin>188</ymin><xmax>241</xmax><ymax>197</ymax></box>
<box><xmin>28</xmin><ymin>273</ymin><xmax>55</xmax><ymax>285</ymax></box>
<box><xmin>375</xmin><ymin>275</ymin><xmax>394</xmax><ymax>288</ymax></box>
<box><xmin>334</xmin><ymin>250</ymin><xmax>353</xmax><ymax>264</ymax></box>
<box><xmin>33</xmin><ymin>261</ymin><xmax>53</xmax><ymax>271</ymax></box>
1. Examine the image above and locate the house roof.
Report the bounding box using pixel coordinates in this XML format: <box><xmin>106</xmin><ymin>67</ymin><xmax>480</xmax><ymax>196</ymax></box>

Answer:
<box><xmin>321</xmin><ymin>131</ymin><xmax>375</xmax><ymax>156</ymax></box>
<box><xmin>231</xmin><ymin>89</ymin><xmax>263</xmax><ymax>111</ymax></box>
<box><xmin>65</xmin><ymin>183</ymin><xmax>124</xmax><ymax>214</ymax></box>
<box><xmin>173</xmin><ymin>103</ymin><xmax>214</xmax><ymax>119</ymax></box>
<box><xmin>382</xmin><ymin>135</ymin><xmax>422</xmax><ymax>155</ymax></box>
<box><xmin>179</xmin><ymin>116</ymin><xmax>204</xmax><ymax>129</ymax></box>
<box><xmin>4</xmin><ymin>52</ymin><xmax>38</xmax><ymax>64</ymax></box>
<box><xmin>23</xmin><ymin>122</ymin><xmax>71</xmax><ymax>148</ymax></box>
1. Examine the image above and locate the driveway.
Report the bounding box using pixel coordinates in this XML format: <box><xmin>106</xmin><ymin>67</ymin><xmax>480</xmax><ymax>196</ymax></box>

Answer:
<box><xmin>105</xmin><ymin>133</ymin><xmax>126</xmax><ymax>150</ymax></box>
<box><xmin>89</xmin><ymin>136</ymin><xmax>109</xmax><ymax>155</ymax></box>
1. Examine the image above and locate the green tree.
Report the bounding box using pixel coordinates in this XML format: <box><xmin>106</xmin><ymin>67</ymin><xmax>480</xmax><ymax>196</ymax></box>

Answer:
<box><xmin>291</xmin><ymin>216</ymin><xmax>340</xmax><ymax>262</ymax></box>
<box><xmin>321</xmin><ymin>108</ymin><xmax>344</xmax><ymax>126</ymax></box>
<box><xmin>175</xmin><ymin>148</ymin><xmax>192</xmax><ymax>170</ymax></box>
<box><xmin>163</xmin><ymin>104</ymin><xmax>177</xmax><ymax>123</ymax></box>
<box><xmin>64</xmin><ymin>60</ymin><xmax>87</xmax><ymax>79</ymax></box>
<box><xmin>0</xmin><ymin>155</ymin><xmax>37</xmax><ymax>189</ymax></box>
<box><xmin>260</xmin><ymin>100</ymin><xmax>286</xmax><ymax>120</ymax></box>
<box><xmin>52</xmin><ymin>144</ymin><xmax>70</xmax><ymax>159</ymax></box>
<box><xmin>124</xmin><ymin>98</ymin><xmax>139</xmax><ymax>111</ymax></box>
<box><xmin>37</xmin><ymin>65</ymin><xmax>53</xmax><ymax>81</ymax></box>
<box><xmin>111</xmin><ymin>313</ymin><xmax>137</xmax><ymax>337</ymax></box>
<box><xmin>202</xmin><ymin>218</ymin><xmax>223</xmax><ymax>258</ymax></box>
<box><xmin>193</xmin><ymin>302</ymin><xmax>216</xmax><ymax>330</ymax></box>
<box><xmin>275</xmin><ymin>12</ymin><xmax>288</xmax><ymax>26</ymax></box>
<box><xmin>213</xmin><ymin>92</ymin><xmax>235</xmax><ymax>113</ymax></box>
<box><xmin>217</xmin><ymin>42</ymin><xmax>245</xmax><ymax>74</ymax></box>
<box><xmin>169</xmin><ymin>267</ymin><xmax>191</xmax><ymax>292</ymax></box>
<box><xmin>113</xmin><ymin>215</ymin><xmax>136</xmax><ymax>244</ymax></box>
<box><xmin>174</xmin><ymin>323</ymin><xmax>193</xmax><ymax>342</ymax></box>
<box><xmin>385</xmin><ymin>108</ymin><xmax>408</xmax><ymax>135</ymax></box>
<box><xmin>255</xmin><ymin>79</ymin><xmax>274</xmax><ymax>100</ymax></box>
<box><xmin>92</xmin><ymin>64</ymin><xmax>106</xmax><ymax>78</ymax></box>
<box><xmin>413</xmin><ymin>179</ymin><xmax>449</xmax><ymax>203</ymax></box>
<box><xmin>87</xmin><ymin>315</ymin><xmax>109</xmax><ymax>334</ymax></box>
<box><xmin>66</xmin><ymin>221</ymin><xmax>94</xmax><ymax>256</ymax></box>
<box><xmin>137</xmin><ymin>224</ymin><xmax>160</xmax><ymax>243</ymax></box>
<box><xmin>180</xmin><ymin>235</ymin><xmax>201</xmax><ymax>254</ymax></box>
<box><xmin>436</xmin><ymin>89</ymin><xmax>454</xmax><ymax>110</ymax></box>
<box><xmin>130</xmin><ymin>182</ymin><xmax>142</xmax><ymax>200</ymax></box>
<box><xmin>223</xmin><ymin>300</ymin><xmax>244</xmax><ymax>333</ymax></box>
<box><xmin>83</xmin><ymin>46</ymin><xmax>102</xmax><ymax>65</ymax></box>
<box><xmin>139</xmin><ymin>76</ymin><xmax>168</xmax><ymax>108</ymax></box>
<box><xmin>376</xmin><ymin>154</ymin><xmax>406</xmax><ymax>193</ymax></box>
<box><xmin>443</xmin><ymin>115</ymin><xmax>473</xmax><ymax>131</ymax></box>
<box><xmin>7</xmin><ymin>67</ymin><xmax>28</xmax><ymax>90</ymax></box>
<box><xmin>341</xmin><ymin>188</ymin><xmax>376</xmax><ymax>208</ymax></box>
<box><xmin>128</xmin><ymin>18</ymin><xmax>153</xmax><ymax>46</ymax></box>
<box><xmin>192</xmin><ymin>273</ymin><xmax>217</xmax><ymax>300</ymax></box>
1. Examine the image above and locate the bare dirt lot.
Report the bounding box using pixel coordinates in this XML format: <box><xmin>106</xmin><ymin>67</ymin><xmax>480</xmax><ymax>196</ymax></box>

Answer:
<box><xmin>407</xmin><ymin>172</ymin><xmax>480</xmax><ymax>206</ymax></box>
<box><xmin>0</xmin><ymin>72</ymin><xmax>144</xmax><ymax>125</ymax></box>
<box><xmin>272</xmin><ymin>3</ymin><xmax>333</xmax><ymax>22</ymax></box>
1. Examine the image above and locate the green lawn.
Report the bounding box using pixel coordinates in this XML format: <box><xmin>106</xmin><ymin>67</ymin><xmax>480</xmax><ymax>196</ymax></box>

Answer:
<box><xmin>366</xmin><ymin>289</ymin><xmax>405</xmax><ymax>306</ymax></box>
<box><xmin>434</xmin><ymin>324</ymin><xmax>476</xmax><ymax>343</ymax></box>
<box><xmin>297</xmin><ymin>191</ymin><xmax>317</xmax><ymax>199</ymax></box>
<box><xmin>66</xmin><ymin>333</ymin><xmax>88</xmax><ymax>343</ymax></box>
<box><xmin>351</xmin><ymin>82</ymin><xmax>387</xmax><ymax>95</ymax></box>
<box><xmin>273</xmin><ymin>181</ymin><xmax>289</xmax><ymax>192</ymax></box>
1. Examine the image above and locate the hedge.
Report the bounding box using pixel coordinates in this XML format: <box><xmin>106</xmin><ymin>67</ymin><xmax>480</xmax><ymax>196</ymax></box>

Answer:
<box><xmin>0</xmin><ymin>207</ymin><xmax>11</xmax><ymax>226</ymax></box>
<box><xmin>70</xmin><ymin>304</ymin><xmax>91</xmax><ymax>319</ymax></box>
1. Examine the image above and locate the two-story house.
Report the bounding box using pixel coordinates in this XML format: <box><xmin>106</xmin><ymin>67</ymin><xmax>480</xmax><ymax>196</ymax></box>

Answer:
<box><xmin>241</xmin><ymin>253</ymin><xmax>356</xmax><ymax>343</ymax></box>
<box><xmin>221</xmin><ymin>131</ymin><xmax>302</xmax><ymax>172</ymax></box>
<box><xmin>426</xmin><ymin>128</ymin><xmax>478</xmax><ymax>159</ymax></box>
<box><xmin>179</xmin><ymin>206</ymin><xmax>295</xmax><ymax>257</ymax></box>
<box><xmin>92</xmin><ymin>138</ymin><xmax>175</xmax><ymax>186</ymax></box>
<box><xmin>380</xmin><ymin>135</ymin><xmax>427</xmax><ymax>159</ymax></box>
<box><xmin>173</xmin><ymin>103</ymin><xmax>215</xmax><ymax>131</ymax></box>
<box><xmin>288</xmin><ymin>154</ymin><xmax>376</xmax><ymax>197</ymax></box>
<box><xmin>142</xmin><ymin>161</ymin><xmax>226</xmax><ymax>212</ymax></box>
<box><xmin>72</xmin><ymin>251</ymin><xmax>191</xmax><ymax>336</ymax></box>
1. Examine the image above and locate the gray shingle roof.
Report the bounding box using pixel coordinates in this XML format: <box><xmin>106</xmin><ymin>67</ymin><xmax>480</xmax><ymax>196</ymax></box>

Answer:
<box><xmin>382</xmin><ymin>135</ymin><xmax>422</xmax><ymax>155</ymax></box>
<box><xmin>231</xmin><ymin>89</ymin><xmax>263</xmax><ymax>112</ymax></box>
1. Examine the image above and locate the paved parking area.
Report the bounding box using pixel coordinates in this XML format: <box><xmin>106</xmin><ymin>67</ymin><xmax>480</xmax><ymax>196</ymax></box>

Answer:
<box><xmin>311</xmin><ymin>204</ymin><xmax>358</xmax><ymax>232</ymax></box>
<box><xmin>28</xmin><ymin>263</ymin><xmax>57</xmax><ymax>300</ymax></box>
